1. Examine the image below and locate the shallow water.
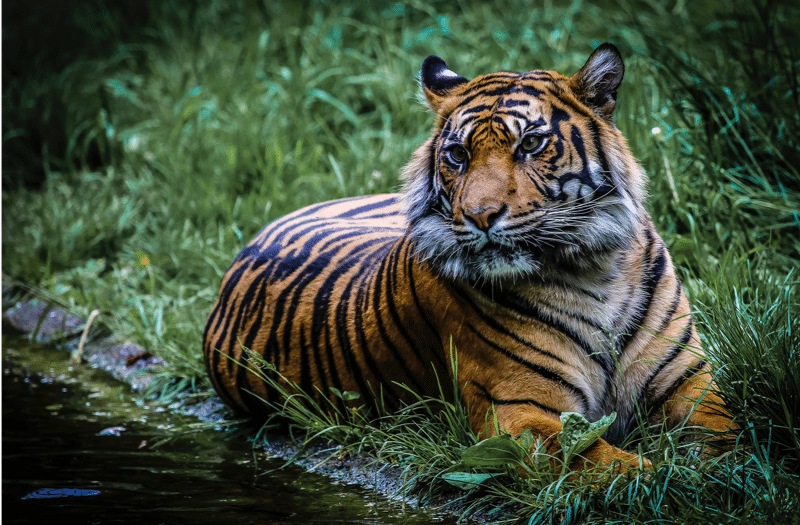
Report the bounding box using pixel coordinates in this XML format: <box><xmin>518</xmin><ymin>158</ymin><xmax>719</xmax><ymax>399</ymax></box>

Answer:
<box><xmin>2</xmin><ymin>334</ymin><xmax>459</xmax><ymax>524</ymax></box>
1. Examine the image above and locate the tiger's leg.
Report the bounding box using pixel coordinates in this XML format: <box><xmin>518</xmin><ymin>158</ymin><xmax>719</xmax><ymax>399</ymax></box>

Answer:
<box><xmin>478</xmin><ymin>403</ymin><xmax>650</xmax><ymax>476</ymax></box>
<box><xmin>657</xmin><ymin>364</ymin><xmax>737</xmax><ymax>452</ymax></box>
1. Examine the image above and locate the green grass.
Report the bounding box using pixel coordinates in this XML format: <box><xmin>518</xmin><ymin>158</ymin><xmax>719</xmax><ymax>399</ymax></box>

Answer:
<box><xmin>241</xmin><ymin>338</ymin><xmax>799</xmax><ymax>524</ymax></box>
<box><xmin>3</xmin><ymin>0</ymin><xmax>799</xmax><ymax>522</ymax></box>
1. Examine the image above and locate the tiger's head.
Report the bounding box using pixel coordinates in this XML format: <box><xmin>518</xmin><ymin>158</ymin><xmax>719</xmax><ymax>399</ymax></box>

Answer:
<box><xmin>402</xmin><ymin>44</ymin><xmax>647</xmax><ymax>285</ymax></box>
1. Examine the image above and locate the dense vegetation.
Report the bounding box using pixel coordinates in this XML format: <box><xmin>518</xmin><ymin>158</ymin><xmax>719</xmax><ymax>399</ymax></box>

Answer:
<box><xmin>3</xmin><ymin>0</ymin><xmax>798</xmax><ymax>522</ymax></box>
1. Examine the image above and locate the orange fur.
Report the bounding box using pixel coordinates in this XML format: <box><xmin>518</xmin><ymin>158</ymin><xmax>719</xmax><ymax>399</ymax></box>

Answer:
<box><xmin>204</xmin><ymin>44</ymin><xmax>733</xmax><ymax>475</ymax></box>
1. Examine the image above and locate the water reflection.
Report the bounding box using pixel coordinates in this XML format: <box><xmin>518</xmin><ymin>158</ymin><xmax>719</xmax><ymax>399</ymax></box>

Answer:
<box><xmin>2</xmin><ymin>336</ymin><xmax>459</xmax><ymax>524</ymax></box>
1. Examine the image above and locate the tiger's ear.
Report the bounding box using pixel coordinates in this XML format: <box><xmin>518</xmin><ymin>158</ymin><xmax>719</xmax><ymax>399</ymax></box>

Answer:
<box><xmin>569</xmin><ymin>43</ymin><xmax>624</xmax><ymax>120</ymax></box>
<box><xmin>421</xmin><ymin>55</ymin><xmax>468</xmax><ymax>113</ymax></box>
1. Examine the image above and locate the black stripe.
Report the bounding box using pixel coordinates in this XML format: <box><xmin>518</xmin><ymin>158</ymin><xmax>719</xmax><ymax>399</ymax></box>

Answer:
<box><xmin>506</xmin><ymin>207</ymin><xmax>542</xmax><ymax>222</ymax></box>
<box><xmin>371</xmin><ymin>243</ymin><xmax>427</xmax><ymax>393</ymax></box>
<box><xmin>234</xmin><ymin>265</ymin><xmax>280</xmax><ymax>366</ymax></box>
<box><xmin>318</xmin><ymin>227</ymin><xmax>398</xmax><ymax>253</ymax></box>
<box><xmin>383</xmin><ymin>239</ymin><xmax>439</xmax><ymax>371</ymax></box>
<box><xmin>546</xmin><ymin>87</ymin><xmax>595</xmax><ymax>120</ymax></box>
<box><xmin>307</xmin><ymin>245</ymin><xmax>377</xmax><ymax>399</ymax></box>
<box><xmin>236</xmin><ymin>349</ymin><xmax>272</xmax><ymax>416</ymax></box>
<box><xmin>646</xmin><ymin>358</ymin><xmax>708</xmax><ymax>419</ymax></box>
<box><xmin>454</xmin><ymin>286</ymin><xmax>566</xmax><ymax>365</ymax></box>
<box><xmin>405</xmin><ymin>241</ymin><xmax>449</xmax><ymax>373</ymax></box>
<box><xmin>636</xmin><ymin>321</ymin><xmax>695</xmax><ymax>409</ymax></box>
<box><xmin>507</xmin><ymin>84</ymin><xmax>544</xmax><ymax>98</ymax></box>
<box><xmin>521</xmin><ymin>71</ymin><xmax>556</xmax><ymax>81</ymax></box>
<box><xmin>301</xmin><ymin>324</ymin><xmax>333</xmax><ymax>407</ymax></box>
<box><xmin>246</xmin><ymin>200</ymin><xmax>340</xmax><ymax>250</ymax></box>
<box><xmin>587</xmin><ymin>119</ymin><xmax>612</xmax><ymax>185</ymax></box>
<box><xmin>460</xmin><ymin>75</ymin><xmax>519</xmax><ymax>96</ymax></box>
<box><xmin>205</xmin><ymin>298</ymin><xmax>228</xmax><ymax>371</ymax></box>
<box><xmin>335</xmin><ymin>253</ymin><xmax>386</xmax><ymax>408</ymax></box>
<box><xmin>298</xmin><ymin>326</ymin><xmax>313</xmax><ymax>395</ymax></box>
<box><xmin>203</xmin><ymin>320</ymin><xmax>242</xmax><ymax>412</ymax></box>
<box><xmin>492</xmin><ymin>108</ymin><xmax>531</xmax><ymax>122</ymax></box>
<box><xmin>656</xmin><ymin>279</ymin><xmax>684</xmax><ymax>334</ymax></box>
<box><xmin>440</xmin><ymin>118</ymin><xmax>458</xmax><ymax>142</ymax></box>
<box><xmin>353</xmin><ymin>212</ymin><xmax>404</xmax><ymax>222</ymax></box>
<box><xmin>338</xmin><ymin>195</ymin><xmax>402</xmax><ymax>218</ymax></box>
<box><xmin>458</xmin><ymin>85</ymin><xmax>517</xmax><ymax>109</ymax></box>
<box><xmin>535</xmin><ymin>298</ymin><xmax>607</xmax><ymax>334</ymax></box>
<box><xmin>471</xmin><ymin>380</ymin><xmax>560</xmax><ymax>416</ymax></box>
<box><xmin>460</xmin><ymin>103</ymin><xmax>494</xmax><ymax>116</ymax></box>
<box><xmin>278</xmin><ymin>267</ymin><xmax>319</xmax><ymax>371</ymax></box>
<box><xmin>552</xmin><ymin>123</ymin><xmax>617</xmax><ymax>202</ymax></box>
<box><xmin>351</xmin><ymin>248</ymin><xmax>405</xmax><ymax>410</ymax></box>
<box><xmin>478</xmin><ymin>284</ymin><xmax>614</xmax><ymax>376</ymax></box>
<box><xmin>523</xmin><ymin>165</ymin><xmax>556</xmax><ymax>198</ymax></box>
<box><xmin>237</xmin><ymin>270</ymin><xmax>275</xmax><ymax>364</ymax></box>
<box><xmin>284</xmin><ymin>218</ymin><xmax>344</xmax><ymax>248</ymax></box>
<box><xmin>499</xmin><ymin>98</ymin><xmax>531</xmax><ymax>109</ymax></box>
<box><xmin>617</xmin><ymin>232</ymin><xmax>667</xmax><ymax>352</ymax></box>
<box><xmin>466</xmin><ymin>323</ymin><xmax>589</xmax><ymax>412</ymax></box>
<box><xmin>219</xmin><ymin>290</ymin><xmax>253</xmax><ymax>384</ymax></box>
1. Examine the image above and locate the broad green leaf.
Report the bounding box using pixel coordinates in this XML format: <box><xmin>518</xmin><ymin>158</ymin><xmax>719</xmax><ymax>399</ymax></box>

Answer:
<box><xmin>341</xmin><ymin>390</ymin><xmax>361</xmax><ymax>402</ymax></box>
<box><xmin>441</xmin><ymin>472</ymin><xmax>503</xmax><ymax>491</ymax></box>
<box><xmin>460</xmin><ymin>434</ymin><xmax>527</xmax><ymax>468</ymax></box>
<box><xmin>519</xmin><ymin>428</ymin><xmax>534</xmax><ymax>451</ymax></box>
<box><xmin>329</xmin><ymin>387</ymin><xmax>361</xmax><ymax>402</ymax></box>
<box><xmin>558</xmin><ymin>412</ymin><xmax>616</xmax><ymax>465</ymax></box>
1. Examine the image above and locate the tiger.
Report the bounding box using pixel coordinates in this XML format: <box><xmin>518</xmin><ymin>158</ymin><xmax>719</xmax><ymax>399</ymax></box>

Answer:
<box><xmin>203</xmin><ymin>43</ymin><xmax>734</xmax><ymax>475</ymax></box>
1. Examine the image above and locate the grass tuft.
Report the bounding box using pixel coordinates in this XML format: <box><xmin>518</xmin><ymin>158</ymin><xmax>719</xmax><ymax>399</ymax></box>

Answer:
<box><xmin>236</xmin><ymin>341</ymin><xmax>798</xmax><ymax>523</ymax></box>
<box><xmin>688</xmin><ymin>249</ymin><xmax>799</xmax><ymax>470</ymax></box>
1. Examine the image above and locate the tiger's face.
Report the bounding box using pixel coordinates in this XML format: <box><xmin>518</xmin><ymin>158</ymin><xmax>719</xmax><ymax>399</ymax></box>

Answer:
<box><xmin>403</xmin><ymin>45</ymin><xmax>646</xmax><ymax>285</ymax></box>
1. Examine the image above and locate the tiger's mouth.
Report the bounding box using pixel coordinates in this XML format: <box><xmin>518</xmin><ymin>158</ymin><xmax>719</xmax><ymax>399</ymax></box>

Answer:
<box><xmin>461</xmin><ymin>241</ymin><xmax>545</xmax><ymax>282</ymax></box>
<box><xmin>475</xmin><ymin>241</ymin><xmax>543</xmax><ymax>259</ymax></box>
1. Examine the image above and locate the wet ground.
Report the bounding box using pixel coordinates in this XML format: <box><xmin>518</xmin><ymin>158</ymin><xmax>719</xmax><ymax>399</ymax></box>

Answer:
<box><xmin>2</xmin><ymin>334</ymin><xmax>459</xmax><ymax>524</ymax></box>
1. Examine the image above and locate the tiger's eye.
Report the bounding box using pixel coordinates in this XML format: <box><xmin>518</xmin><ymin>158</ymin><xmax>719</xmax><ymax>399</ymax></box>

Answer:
<box><xmin>520</xmin><ymin>135</ymin><xmax>542</xmax><ymax>152</ymax></box>
<box><xmin>450</xmin><ymin>145</ymin><xmax>468</xmax><ymax>163</ymax></box>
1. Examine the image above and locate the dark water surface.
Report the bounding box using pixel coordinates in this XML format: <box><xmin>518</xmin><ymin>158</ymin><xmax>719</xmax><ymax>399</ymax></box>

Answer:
<box><xmin>2</xmin><ymin>335</ymin><xmax>459</xmax><ymax>524</ymax></box>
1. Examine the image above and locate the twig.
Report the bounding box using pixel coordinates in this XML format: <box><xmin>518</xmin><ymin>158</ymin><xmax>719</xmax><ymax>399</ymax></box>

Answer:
<box><xmin>71</xmin><ymin>309</ymin><xmax>101</xmax><ymax>363</ymax></box>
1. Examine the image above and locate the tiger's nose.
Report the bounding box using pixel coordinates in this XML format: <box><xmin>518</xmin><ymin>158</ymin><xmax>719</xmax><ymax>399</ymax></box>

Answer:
<box><xmin>463</xmin><ymin>204</ymin><xmax>506</xmax><ymax>232</ymax></box>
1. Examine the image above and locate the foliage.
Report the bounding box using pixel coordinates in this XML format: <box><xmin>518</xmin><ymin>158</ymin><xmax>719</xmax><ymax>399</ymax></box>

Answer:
<box><xmin>3</xmin><ymin>0</ymin><xmax>799</xmax><ymax>522</ymax></box>
<box><xmin>242</xmin><ymin>341</ymin><xmax>800</xmax><ymax>523</ymax></box>
<box><xmin>689</xmin><ymin>251</ymin><xmax>799</xmax><ymax>470</ymax></box>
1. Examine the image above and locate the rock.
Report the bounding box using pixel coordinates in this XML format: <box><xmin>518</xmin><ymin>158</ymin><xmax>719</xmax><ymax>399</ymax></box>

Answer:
<box><xmin>3</xmin><ymin>298</ymin><xmax>85</xmax><ymax>343</ymax></box>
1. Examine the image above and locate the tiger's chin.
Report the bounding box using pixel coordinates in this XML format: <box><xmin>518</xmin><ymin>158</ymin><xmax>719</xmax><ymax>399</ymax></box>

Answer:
<box><xmin>413</xmin><ymin>231</ymin><xmax>546</xmax><ymax>285</ymax></box>
<box><xmin>413</xmin><ymin>231</ymin><xmax>626</xmax><ymax>288</ymax></box>
<box><xmin>463</xmin><ymin>245</ymin><xmax>545</xmax><ymax>284</ymax></box>
<box><xmin>424</xmin><ymin>253</ymin><xmax>542</xmax><ymax>286</ymax></box>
